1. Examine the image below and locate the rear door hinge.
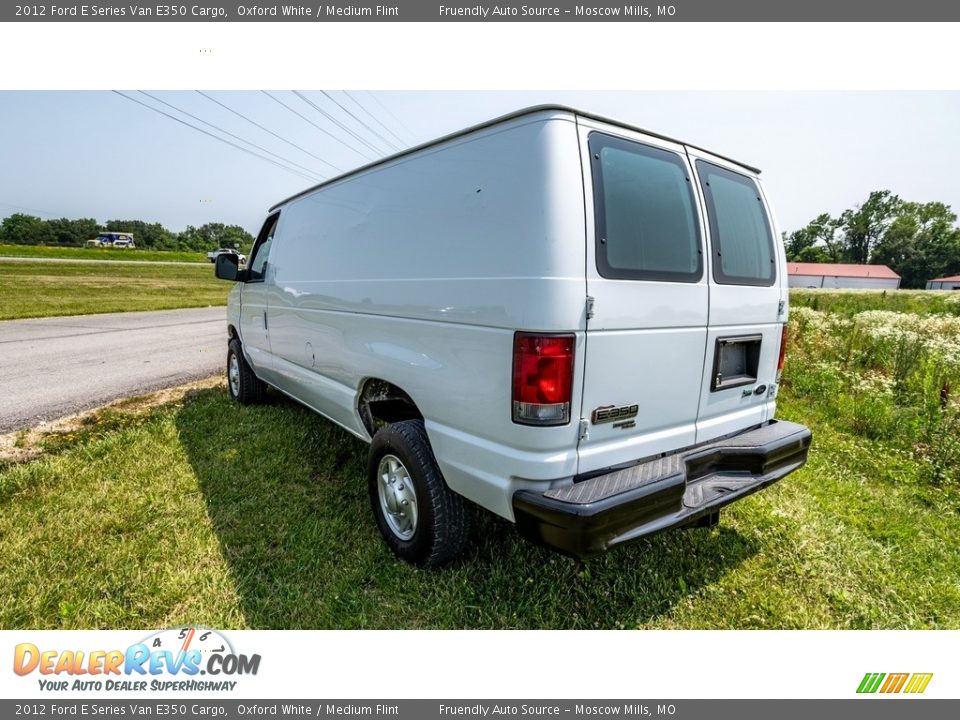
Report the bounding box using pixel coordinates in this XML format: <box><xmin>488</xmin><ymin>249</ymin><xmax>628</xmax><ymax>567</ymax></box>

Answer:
<box><xmin>777</xmin><ymin>299</ymin><xmax>785</xmax><ymax>316</ymax></box>
<box><xmin>578</xmin><ymin>419</ymin><xmax>589</xmax><ymax>441</ymax></box>
<box><xmin>586</xmin><ymin>295</ymin><xmax>595</xmax><ymax>320</ymax></box>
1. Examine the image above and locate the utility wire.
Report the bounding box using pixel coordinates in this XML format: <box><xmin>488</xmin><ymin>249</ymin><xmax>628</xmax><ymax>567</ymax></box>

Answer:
<box><xmin>365</xmin><ymin>91</ymin><xmax>417</xmax><ymax>145</ymax></box>
<box><xmin>139</xmin><ymin>91</ymin><xmax>325</xmax><ymax>181</ymax></box>
<box><xmin>196</xmin><ymin>91</ymin><xmax>343</xmax><ymax>174</ymax></box>
<box><xmin>112</xmin><ymin>91</ymin><xmax>320</xmax><ymax>182</ymax></box>
<box><xmin>262</xmin><ymin>91</ymin><xmax>377</xmax><ymax>162</ymax></box>
<box><xmin>0</xmin><ymin>200</ymin><xmax>59</xmax><ymax>218</ymax></box>
<box><xmin>293</xmin><ymin>90</ymin><xmax>386</xmax><ymax>157</ymax></box>
<box><xmin>321</xmin><ymin>90</ymin><xmax>401</xmax><ymax>153</ymax></box>
<box><xmin>346</xmin><ymin>90</ymin><xmax>408</xmax><ymax>149</ymax></box>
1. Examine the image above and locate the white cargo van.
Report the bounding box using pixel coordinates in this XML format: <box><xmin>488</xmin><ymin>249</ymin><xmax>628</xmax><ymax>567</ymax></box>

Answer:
<box><xmin>214</xmin><ymin>106</ymin><xmax>811</xmax><ymax>567</ymax></box>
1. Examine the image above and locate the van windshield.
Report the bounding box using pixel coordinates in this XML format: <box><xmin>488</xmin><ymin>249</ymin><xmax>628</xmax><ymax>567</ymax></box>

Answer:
<box><xmin>697</xmin><ymin>160</ymin><xmax>776</xmax><ymax>286</ymax></box>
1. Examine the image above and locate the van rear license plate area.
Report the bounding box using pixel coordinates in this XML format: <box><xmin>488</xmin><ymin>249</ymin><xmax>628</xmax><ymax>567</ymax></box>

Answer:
<box><xmin>711</xmin><ymin>335</ymin><xmax>762</xmax><ymax>391</ymax></box>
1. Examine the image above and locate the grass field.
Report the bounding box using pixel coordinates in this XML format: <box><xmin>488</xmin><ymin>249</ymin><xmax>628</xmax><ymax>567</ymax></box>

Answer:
<box><xmin>791</xmin><ymin>288</ymin><xmax>960</xmax><ymax>317</ymax></box>
<box><xmin>0</xmin><ymin>259</ymin><xmax>228</xmax><ymax>320</ymax></box>
<box><xmin>0</xmin><ymin>244</ymin><xmax>209</xmax><ymax>263</ymax></box>
<box><xmin>1</xmin><ymin>290</ymin><xmax>958</xmax><ymax>629</ymax></box>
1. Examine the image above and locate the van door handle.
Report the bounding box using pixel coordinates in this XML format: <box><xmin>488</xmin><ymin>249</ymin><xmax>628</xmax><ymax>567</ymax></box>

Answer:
<box><xmin>263</xmin><ymin>312</ymin><xmax>268</xmax><ymax>330</ymax></box>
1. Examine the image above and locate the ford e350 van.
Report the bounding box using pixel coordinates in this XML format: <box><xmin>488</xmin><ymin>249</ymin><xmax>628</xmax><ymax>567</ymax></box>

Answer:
<box><xmin>214</xmin><ymin>106</ymin><xmax>812</xmax><ymax>567</ymax></box>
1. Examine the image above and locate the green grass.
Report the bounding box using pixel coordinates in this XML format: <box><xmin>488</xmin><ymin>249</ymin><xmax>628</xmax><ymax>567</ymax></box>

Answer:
<box><xmin>0</xmin><ymin>260</ymin><xmax>228</xmax><ymax>320</ymax></box>
<box><xmin>0</xmin><ymin>244</ymin><xmax>209</xmax><ymax>263</ymax></box>
<box><xmin>791</xmin><ymin>288</ymin><xmax>960</xmax><ymax>317</ymax></box>
<box><xmin>1</xmin><ymin>382</ymin><xmax>958</xmax><ymax>629</ymax></box>
<box><xmin>1</xmin><ymin>289</ymin><xmax>958</xmax><ymax>629</ymax></box>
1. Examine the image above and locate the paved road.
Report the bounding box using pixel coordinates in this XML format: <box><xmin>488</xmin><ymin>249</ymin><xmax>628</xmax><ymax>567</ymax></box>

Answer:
<box><xmin>0</xmin><ymin>307</ymin><xmax>225</xmax><ymax>433</ymax></box>
<box><xmin>0</xmin><ymin>256</ymin><xmax>207</xmax><ymax>267</ymax></box>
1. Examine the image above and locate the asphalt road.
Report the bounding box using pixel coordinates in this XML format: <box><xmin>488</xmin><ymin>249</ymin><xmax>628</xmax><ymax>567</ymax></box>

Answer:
<box><xmin>0</xmin><ymin>307</ymin><xmax>225</xmax><ymax>433</ymax></box>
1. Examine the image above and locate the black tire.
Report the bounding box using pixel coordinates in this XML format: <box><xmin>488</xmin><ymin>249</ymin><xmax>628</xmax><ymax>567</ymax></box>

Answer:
<box><xmin>227</xmin><ymin>337</ymin><xmax>266</xmax><ymax>405</ymax></box>
<box><xmin>368</xmin><ymin>420</ymin><xmax>471</xmax><ymax>568</ymax></box>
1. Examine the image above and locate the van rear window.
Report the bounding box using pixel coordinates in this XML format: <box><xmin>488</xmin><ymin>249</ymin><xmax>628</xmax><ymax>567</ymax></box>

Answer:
<box><xmin>697</xmin><ymin>160</ymin><xmax>776</xmax><ymax>286</ymax></box>
<box><xmin>589</xmin><ymin>133</ymin><xmax>702</xmax><ymax>283</ymax></box>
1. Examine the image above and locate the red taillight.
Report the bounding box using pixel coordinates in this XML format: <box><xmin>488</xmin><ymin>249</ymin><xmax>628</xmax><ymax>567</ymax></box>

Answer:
<box><xmin>512</xmin><ymin>332</ymin><xmax>575</xmax><ymax>426</ymax></box>
<box><xmin>776</xmin><ymin>325</ymin><xmax>788</xmax><ymax>382</ymax></box>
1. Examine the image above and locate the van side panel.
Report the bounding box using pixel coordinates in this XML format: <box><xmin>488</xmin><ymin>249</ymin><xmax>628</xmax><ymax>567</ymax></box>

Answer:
<box><xmin>264</xmin><ymin>114</ymin><xmax>587</xmax><ymax>519</ymax></box>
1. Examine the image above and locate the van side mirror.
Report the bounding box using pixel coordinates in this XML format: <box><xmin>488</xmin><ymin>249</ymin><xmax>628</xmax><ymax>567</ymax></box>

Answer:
<box><xmin>215</xmin><ymin>253</ymin><xmax>241</xmax><ymax>281</ymax></box>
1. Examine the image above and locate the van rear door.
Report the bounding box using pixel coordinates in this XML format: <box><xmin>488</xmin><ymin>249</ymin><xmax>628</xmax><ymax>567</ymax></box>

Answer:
<box><xmin>687</xmin><ymin>150</ymin><xmax>785</xmax><ymax>443</ymax></box>
<box><xmin>575</xmin><ymin>118</ymin><xmax>710</xmax><ymax>475</ymax></box>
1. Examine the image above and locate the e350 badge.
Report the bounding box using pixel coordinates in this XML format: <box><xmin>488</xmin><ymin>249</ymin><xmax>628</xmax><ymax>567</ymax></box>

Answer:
<box><xmin>13</xmin><ymin>627</ymin><xmax>260</xmax><ymax>692</ymax></box>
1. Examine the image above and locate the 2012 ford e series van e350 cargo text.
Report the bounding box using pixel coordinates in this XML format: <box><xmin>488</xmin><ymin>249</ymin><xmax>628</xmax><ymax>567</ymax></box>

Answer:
<box><xmin>214</xmin><ymin>106</ymin><xmax>812</xmax><ymax>567</ymax></box>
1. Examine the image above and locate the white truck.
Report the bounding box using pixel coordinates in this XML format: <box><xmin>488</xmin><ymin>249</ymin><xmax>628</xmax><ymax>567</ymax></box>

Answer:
<box><xmin>208</xmin><ymin>248</ymin><xmax>247</xmax><ymax>265</ymax></box>
<box><xmin>214</xmin><ymin>106</ymin><xmax>812</xmax><ymax>567</ymax></box>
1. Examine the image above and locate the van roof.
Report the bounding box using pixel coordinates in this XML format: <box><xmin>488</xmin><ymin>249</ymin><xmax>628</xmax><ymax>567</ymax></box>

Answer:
<box><xmin>269</xmin><ymin>104</ymin><xmax>761</xmax><ymax>211</ymax></box>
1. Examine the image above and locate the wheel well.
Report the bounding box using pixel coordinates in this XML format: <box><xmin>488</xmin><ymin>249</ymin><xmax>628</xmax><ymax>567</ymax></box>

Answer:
<box><xmin>227</xmin><ymin>324</ymin><xmax>239</xmax><ymax>341</ymax></box>
<box><xmin>358</xmin><ymin>379</ymin><xmax>423</xmax><ymax>436</ymax></box>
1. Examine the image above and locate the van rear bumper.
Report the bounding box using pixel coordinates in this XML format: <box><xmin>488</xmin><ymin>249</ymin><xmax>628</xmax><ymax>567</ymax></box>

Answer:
<box><xmin>512</xmin><ymin>420</ymin><xmax>812</xmax><ymax>559</ymax></box>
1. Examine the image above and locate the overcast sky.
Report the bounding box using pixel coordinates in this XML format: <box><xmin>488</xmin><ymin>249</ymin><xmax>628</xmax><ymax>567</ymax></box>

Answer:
<box><xmin>0</xmin><ymin>91</ymin><xmax>957</xmax><ymax>236</ymax></box>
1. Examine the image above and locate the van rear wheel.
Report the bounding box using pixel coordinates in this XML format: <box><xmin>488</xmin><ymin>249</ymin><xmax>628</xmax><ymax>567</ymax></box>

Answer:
<box><xmin>367</xmin><ymin>420</ymin><xmax>471</xmax><ymax>568</ymax></box>
<box><xmin>227</xmin><ymin>338</ymin><xmax>266</xmax><ymax>405</ymax></box>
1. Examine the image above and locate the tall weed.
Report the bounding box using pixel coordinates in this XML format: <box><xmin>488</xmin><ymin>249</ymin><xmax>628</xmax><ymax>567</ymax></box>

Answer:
<box><xmin>785</xmin><ymin>300</ymin><xmax>960</xmax><ymax>485</ymax></box>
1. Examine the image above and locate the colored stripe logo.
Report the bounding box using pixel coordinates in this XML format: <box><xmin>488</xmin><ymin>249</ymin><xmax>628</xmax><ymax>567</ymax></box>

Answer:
<box><xmin>857</xmin><ymin>672</ymin><xmax>933</xmax><ymax>694</ymax></box>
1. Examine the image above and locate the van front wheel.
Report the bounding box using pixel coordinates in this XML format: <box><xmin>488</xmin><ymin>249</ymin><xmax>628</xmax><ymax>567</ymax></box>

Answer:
<box><xmin>227</xmin><ymin>338</ymin><xmax>266</xmax><ymax>405</ymax></box>
<box><xmin>367</xmin><ymin>420</ymin><xmax>471</xmax><ymax>568</ymax></box>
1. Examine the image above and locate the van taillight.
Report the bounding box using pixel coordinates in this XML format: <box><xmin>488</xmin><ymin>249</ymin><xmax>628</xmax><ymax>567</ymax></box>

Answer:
<box><xmin>512</xmin><ymin>333</ymin><xmax>575</xmax><ymax>426</ymax></box>
<box><xmin>776</xmin><ymin>325</ymin><xmax>788</xmax><ymax>382</ymax></box>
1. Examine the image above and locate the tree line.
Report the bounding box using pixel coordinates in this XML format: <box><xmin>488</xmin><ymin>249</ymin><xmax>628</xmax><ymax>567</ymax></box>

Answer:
<box><xmin>4</xmin><ymin>191</ymin><xmax>958</xmax><ymax>288</ymax></box>
<box><xmin>784</xmin><ymin>190</ymin><xmax>960</xmax><ymax>289</ymax></box>
<box><xmin>0</xmin><ymin>214</ymin><xmax>254</xmax><ymax>254</ymax></box>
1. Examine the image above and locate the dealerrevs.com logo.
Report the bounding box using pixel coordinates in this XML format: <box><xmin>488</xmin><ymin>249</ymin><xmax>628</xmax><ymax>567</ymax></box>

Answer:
<box><xmin>13</xmin><ymin>627</ymin><xmax>260</xmax><ymax>692</ymax></box>
<box><xmin>857</xmin><ymin>672</ymin><xmax>933</xmax><ymax>694</ymax></box>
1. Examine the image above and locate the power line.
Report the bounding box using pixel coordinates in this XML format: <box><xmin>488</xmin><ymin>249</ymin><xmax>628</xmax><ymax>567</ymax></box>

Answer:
<box><xmin>365</xmin><ymin>91</ymin><xmax>417</xmax><ymax>145</ymax></box>
<box><xmin>138</xmin><ymin>91</ymin><xmax>326</xmax><ymax>181</ymax></box>
<box><xmin>196</xmin><ymin>91</ymin><xmax>343</xmax><ymax>174</ymax></box>
<box><xmin>262</xmin><ymin>91</ymin><xmax>377</xmax><ymax>162</ymax></box>
<box><xmin>113</xmin><ymin>91</ymin><xmax>320</xmax><ymax>183</ymax></box>
<box><xmin>346</xmin><ymin>90</ymin><xmax>409</xmax><ymax>149</ymax></box>
<box><xmin>0</xmin><ymin>201</ymin><xmax>60</xmax><ymax>218</ymax></box>
<box><xmin>321</xmin><ymin>90</ymin><xmax>402</xmax><ymax>153</ymax></box>
<box><xmin>293</xmin><ymin>90</ymin><xmax>386</xmax><ymax>157</ymax></box>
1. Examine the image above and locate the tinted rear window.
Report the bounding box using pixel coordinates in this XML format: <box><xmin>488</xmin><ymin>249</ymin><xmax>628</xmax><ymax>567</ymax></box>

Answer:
<box><xmin>589</xmin><ymin>133</ymin><xmax>702</xmax><ymax>282</ymax></box>
<box><xmin>697</xmin><ymin>160</ymin><xmax>776</xmax><ymax>286</ymax></box>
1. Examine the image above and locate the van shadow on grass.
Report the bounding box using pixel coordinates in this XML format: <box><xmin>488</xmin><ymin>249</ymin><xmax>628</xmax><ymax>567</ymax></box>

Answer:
<box><xmin>174</xmin><ymin>388</ymin><xmax>759</xmax><ymax>629</ymax></box>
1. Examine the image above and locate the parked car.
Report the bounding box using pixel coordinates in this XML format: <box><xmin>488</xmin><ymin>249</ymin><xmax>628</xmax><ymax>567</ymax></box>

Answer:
<box><xmin>208</xmin><ymin>248</ymin><xmax>247</xmax><ymax>265</ymax></box>
<box><xmin>213</xmin><ymin>106</ymin><xmax>812</xmax><ymax>567</ymax></box>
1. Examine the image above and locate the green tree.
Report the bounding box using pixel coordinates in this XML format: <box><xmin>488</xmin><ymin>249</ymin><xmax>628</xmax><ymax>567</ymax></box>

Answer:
<box><xmin>104</xmin><ymin>220</ymin><xmax>177</xmax><ymax>249</ymax></box>
<box><xmin>784</xmin><ymin>213</ymin><xmax>843</xmax><ymax>262</ymax></box>
<box><xmin>795</xmin><ymin>244</ymin><xmax>834</xmax><ymax>263</ymax></box>
<box><xmin>47</xmin><ymin>217</ymin><xmax>100</xmax><ymax>246</ymax></box>
<box><xmin>839</xmin><ymin>190</ymin><xmax>901</xmax><ymax>264</ymax></box>
<box><xmin>872</xmin><ymin>201</ymin><xmax>960</xmax><ymax>288</ymax></box>
<box><xmin>0</xmin><ymin>213</ymin><xmax>51</xmax><ymax>245</ymax></box>
<box><xmin>178</xmin><ymin>223</ymin><xmax>254</xmax><ymax>252</ymax></box>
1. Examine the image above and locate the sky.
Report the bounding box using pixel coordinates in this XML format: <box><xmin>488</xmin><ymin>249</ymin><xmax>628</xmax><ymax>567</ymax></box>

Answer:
<box><xmin>0</xmin><ymin>90</ymin><xmax>957</xmax><ymax>237</ymax></box>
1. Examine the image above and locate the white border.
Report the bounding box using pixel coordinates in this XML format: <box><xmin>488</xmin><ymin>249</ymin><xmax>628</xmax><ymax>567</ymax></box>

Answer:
<box><xmin>0</xmin><ymin>22</ymin><xmax>957</xmax><ymax>90</ymax></box>
<box><xmin>3</xmin><ymin>630</ymin><xmax>957</xmax><ymax>699</ymax></box>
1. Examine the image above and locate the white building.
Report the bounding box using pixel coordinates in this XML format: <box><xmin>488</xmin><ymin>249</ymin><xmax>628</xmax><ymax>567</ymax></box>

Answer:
<box><xmin>926</xmin><ymin>274</ymin><xmax>960</xmax><ymax>290</ymax></box>
<box><xmin>787</xmin><ymin>262</ymin><xmax>901</xmax><ymax>289</ymax></box>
